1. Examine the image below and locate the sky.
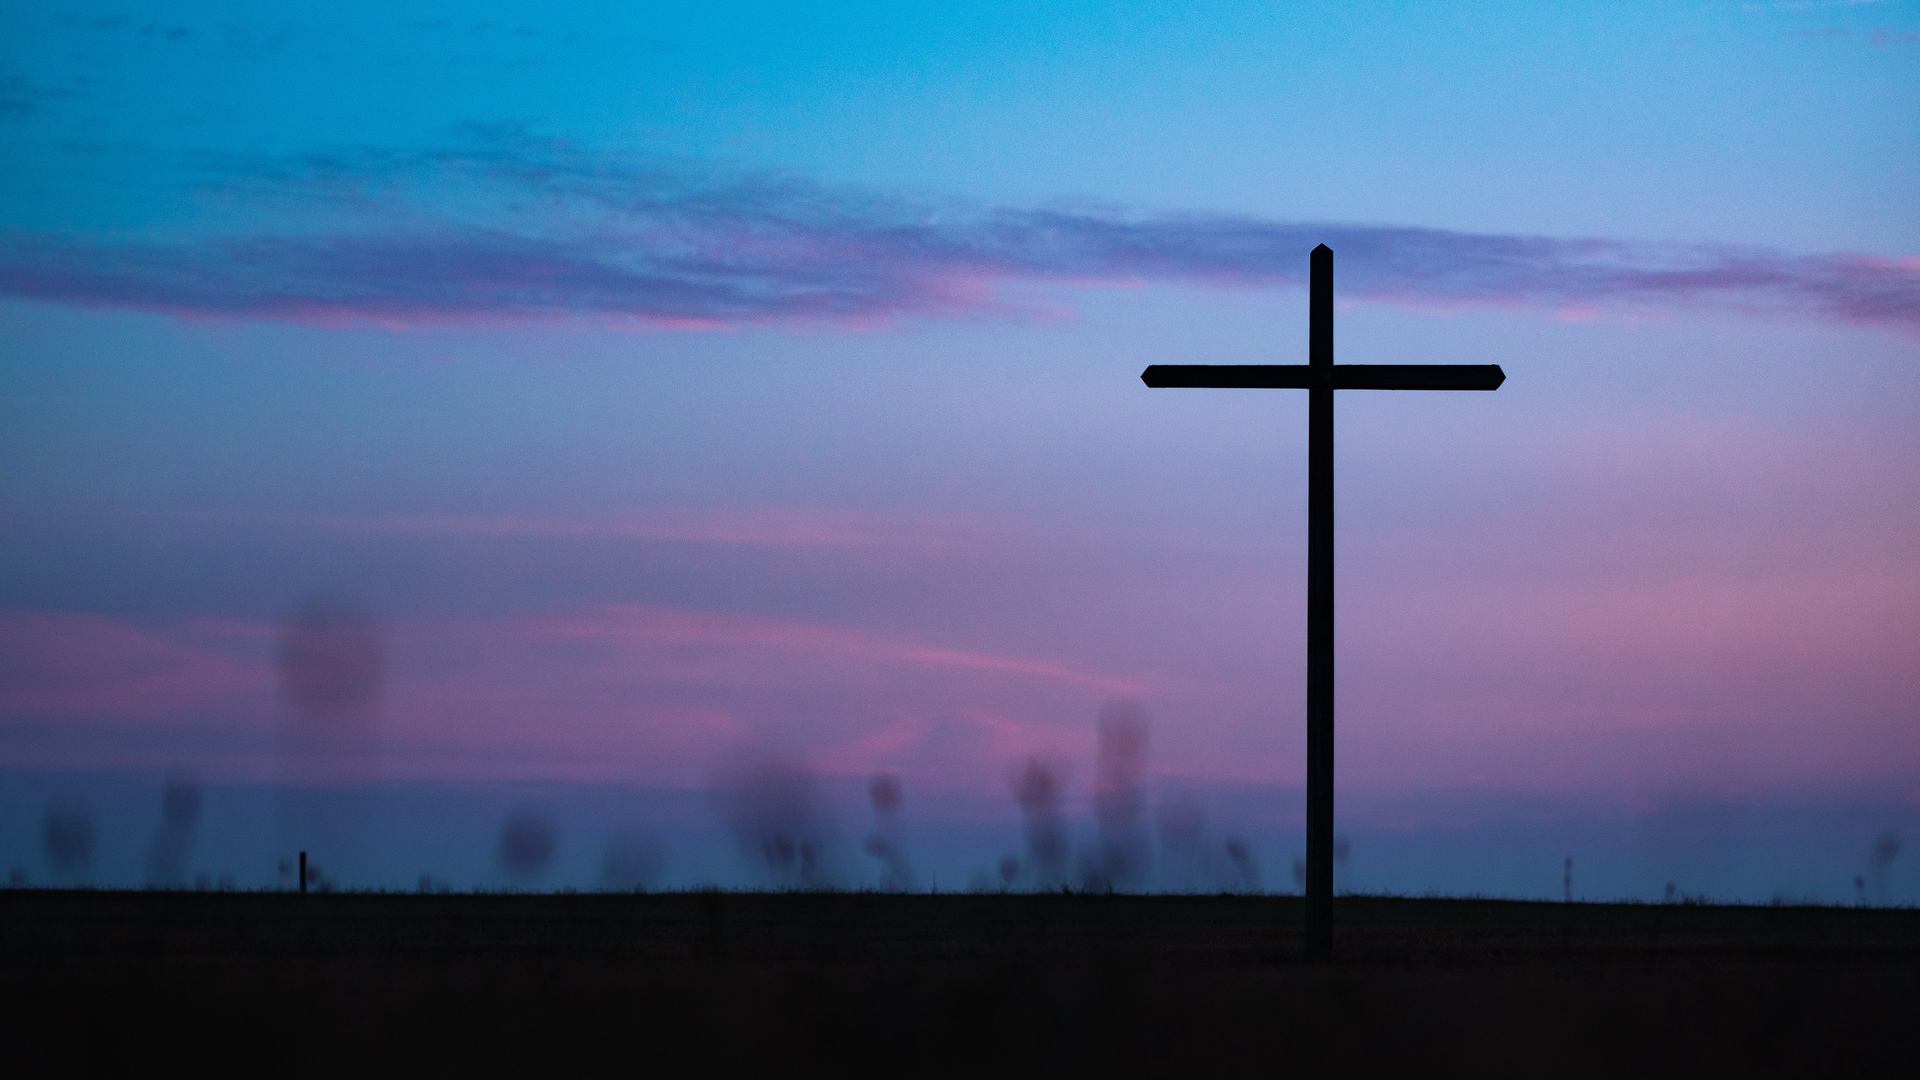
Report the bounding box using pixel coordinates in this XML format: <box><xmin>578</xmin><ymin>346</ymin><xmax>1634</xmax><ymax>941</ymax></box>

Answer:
<box><xmin>1</xmin><ymin>2</ymin><xmax>1916</xmax><ymax>898</ymax></box>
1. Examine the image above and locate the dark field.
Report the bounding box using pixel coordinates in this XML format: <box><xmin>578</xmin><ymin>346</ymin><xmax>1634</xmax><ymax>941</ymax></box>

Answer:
<box><xmin>4</xmin><ymin>891</ymin><xmax>1915</xmax><ymax>1075</ymax></box>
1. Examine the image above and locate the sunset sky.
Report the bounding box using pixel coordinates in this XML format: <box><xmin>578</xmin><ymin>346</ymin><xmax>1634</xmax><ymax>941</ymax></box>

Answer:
<box><xmin>2</xmin><ymin>2</ymin><xmax>1916</xmax><ymax>897</ymax></box>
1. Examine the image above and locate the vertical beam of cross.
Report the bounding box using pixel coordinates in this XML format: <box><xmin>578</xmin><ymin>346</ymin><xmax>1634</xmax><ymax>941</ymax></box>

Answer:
<box><xmin>1140</xmin><ymin>246</ymin><xmax>1504</xmax><ymax>960</ymax></box>
<box><xmin>1305</xmin><ymin>245</ymin><xmax>1336</xmax><ymax>958</ymax></box>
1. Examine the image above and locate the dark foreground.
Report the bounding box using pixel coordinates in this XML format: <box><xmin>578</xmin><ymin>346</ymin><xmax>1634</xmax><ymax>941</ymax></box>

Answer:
<box><xmin>4</xmin><ymin>892</ymin><xmax>1915</xmax><ymax>1075</ymax></box>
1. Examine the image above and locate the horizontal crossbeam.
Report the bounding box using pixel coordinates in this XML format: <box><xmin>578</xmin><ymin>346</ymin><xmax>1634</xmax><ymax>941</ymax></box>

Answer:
<box><xmin>1141</xmin><ymin>364</ymin><xmax>1505</xmax><ymax>391</ymax></box>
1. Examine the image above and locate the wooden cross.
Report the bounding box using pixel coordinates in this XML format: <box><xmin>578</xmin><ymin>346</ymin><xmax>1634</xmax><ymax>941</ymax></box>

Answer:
<box><xmin>1142</xmin><ymin>245</ymin><xmax>1504</xmax><ymax>959</ymax></box>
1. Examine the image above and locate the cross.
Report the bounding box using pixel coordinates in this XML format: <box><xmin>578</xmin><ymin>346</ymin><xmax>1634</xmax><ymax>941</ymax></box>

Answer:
<box><xmin>1141</xmin><ymin>245</ymin><xmax>1504</xmax><ymax>960</ymax></box>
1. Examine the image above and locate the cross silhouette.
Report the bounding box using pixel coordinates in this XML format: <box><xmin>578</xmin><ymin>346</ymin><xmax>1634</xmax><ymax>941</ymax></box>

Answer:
<box><xmin>1142</xmin><ymin>245</ymin><xmax>1504</xmax><ymax>959</ymax></box>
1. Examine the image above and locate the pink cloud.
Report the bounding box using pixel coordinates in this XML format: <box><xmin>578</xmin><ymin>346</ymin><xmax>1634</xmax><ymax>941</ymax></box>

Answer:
<box><xmin>1331</xmin><ymin>542</ymin><xmax>1920</xmax><ymax>800</ymax></box>
<box><xmin>4</xmin><ymin>479</ymin><xmax>1913</xmax><ymax>800</ymax></box>
<box><xmin>373</xmin><ymin>605</ymin><xmax>1147</xmax><ymax>785</ymax></box>
<box><xmin>0</xmin><ymin>609</ymin><xmax>271</xmax><ymax>718</ymax></box>
<box><xmin>0</xmin><ymin>602</ymin><xmax>1142</xmax><ymax>785</ymax></box>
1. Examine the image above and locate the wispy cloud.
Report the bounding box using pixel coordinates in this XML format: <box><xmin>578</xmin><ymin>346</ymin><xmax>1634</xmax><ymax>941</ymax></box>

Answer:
<box><xmin>517</xmin><ymin>603</ymin><xmax>1143</xmax><ymax>694</ymax></box>
<box><xmin>1</xmin><ymin>141</ymin><xmax>1914</xmax><ymax>332</ymax></box>
<box><xmin>203</xmin><ymin>506</ymin><xmax>985</xmax><ymax>552</ymax></box>
<box><xmin>0</xmin><ymin>74</ymin><xmax>87</xmax><ymax>118</ymax></box>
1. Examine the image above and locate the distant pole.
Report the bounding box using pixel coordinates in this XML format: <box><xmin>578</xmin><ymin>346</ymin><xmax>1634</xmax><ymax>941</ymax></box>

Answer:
<box><xmin>299</xmin><ymin>850</ymin><xmax>308</xmax><ymax>895</ymax></box>
<box><xmin>1564</xmin><ymin>856</ymin><xmax>1573</xmax><ymax>903</ymax></box>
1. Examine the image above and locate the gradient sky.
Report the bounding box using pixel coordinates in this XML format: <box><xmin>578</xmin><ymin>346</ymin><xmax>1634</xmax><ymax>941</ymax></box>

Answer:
<box><xmin>2</xmin><ymin>3</ymin><xmax>1917</xmax><ymax>893</ymax></box>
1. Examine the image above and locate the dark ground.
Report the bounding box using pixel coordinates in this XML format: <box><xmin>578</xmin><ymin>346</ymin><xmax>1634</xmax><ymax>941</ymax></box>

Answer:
<box><xmin>3</xmin><ymin>891</ymin><xmax>1915</xmax><ymax>1075</ymax></box>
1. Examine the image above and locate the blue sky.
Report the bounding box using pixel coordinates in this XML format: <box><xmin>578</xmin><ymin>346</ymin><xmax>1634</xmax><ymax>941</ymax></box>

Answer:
<box><xmin>3</xmin><ymin>1</ymin><xmax>1914</xmax><ymax>247</ymax></box>
<box><xmin>1</xmin><ymin>2</ymin><xmax>1915</xmax><ymax>897</ymax></box>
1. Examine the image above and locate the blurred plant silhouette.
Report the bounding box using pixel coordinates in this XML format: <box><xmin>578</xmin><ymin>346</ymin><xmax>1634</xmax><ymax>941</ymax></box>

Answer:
<box><xmin>716</xmin><ymin>752</ymin><xmax>840</xmax><ymax>889</ymax></box>
<box><xmin>276</xmin><ymin>600</ymin><xmax>385</xmax><ymax>888</ymax></box>
<box><xmin>145</xmin><ymin>772</ymin><xmax>203</xmax><ymax>887</ymax></box>
<box><xmin>1084</xmin><ymin>700</ymin><xmax>1151</xmax><ymax>891</ymax></box>
<box><xmin>498</xmin><ymin>805</ymin><xmax>559</xmax><ymax>883</ymax></box>
<box><xmin>1012</xmin><ymin>756</ymin><xmax>1068</xmax><ymax>889</ymax></box>
<box><xmin>862</xmin><ymin>773</ymin><xmax>913</xmax><ymax>891</ymax></box>
<box><xmin>42</xmin><ymin>799</ymin><xmax>95</xmax><ymax>883</ymax></box>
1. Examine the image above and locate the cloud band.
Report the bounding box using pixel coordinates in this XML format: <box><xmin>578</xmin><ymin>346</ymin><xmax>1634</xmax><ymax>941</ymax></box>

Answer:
<box><xmin>1</xmin><ymin>147</ymin><xmax>1913</xmax><ymax>332</ymax></box>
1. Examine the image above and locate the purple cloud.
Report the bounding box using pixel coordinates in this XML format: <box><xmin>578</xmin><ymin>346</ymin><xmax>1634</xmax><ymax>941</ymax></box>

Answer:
<box><xmin>0</xmin><ymin>146</ymin><xmax>1913</xmax><ymax>331</ymax></box>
